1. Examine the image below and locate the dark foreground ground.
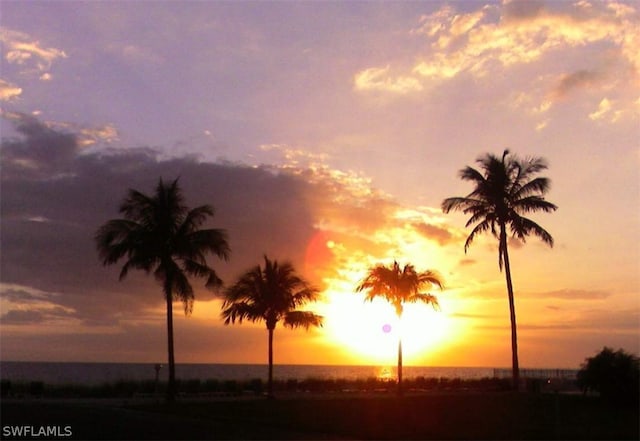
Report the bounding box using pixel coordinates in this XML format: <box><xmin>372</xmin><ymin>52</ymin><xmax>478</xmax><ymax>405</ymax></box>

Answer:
<box><xmin>1</xmin><ymin>392</ymin><xmax>638</xmax><ymax>440</ymax></box>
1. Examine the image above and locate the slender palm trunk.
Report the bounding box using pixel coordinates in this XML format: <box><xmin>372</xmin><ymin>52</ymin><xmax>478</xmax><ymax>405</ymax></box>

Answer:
<box><xmin>396</xmin><ymin>310</ymin><xmax>403</xmax><ymax>396</ymax></box>
<box><xmin>397</xmin><ymin>338</ymin><xmax>403</xmax><ymax>396</ymax></box>
<box><xmin>165</xmin><ymin>288</ymin><xmax>176</xmax><ymax>402</ymax></box>
<box><xmin>500</xmin><ymin>226</ymin><xmax>520</xmax><ymax>391</ymax></box>
<box><xmin>267</xmin><ymin>327</ymin><xmax>274</xmax><ymax>399</ymax></box>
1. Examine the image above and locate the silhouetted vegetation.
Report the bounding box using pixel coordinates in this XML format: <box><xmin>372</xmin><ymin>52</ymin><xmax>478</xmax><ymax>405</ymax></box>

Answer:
<box><xmin>356</xmin><ymin>260</ymin><xmax>444</xmax><ymax>395</ymax></box>
<box><xmin>220</xmin><ymin>256</ymin><xmax>323</xmax><ymax>398</ymax></box>
<box><xmin>442</xmin><ymin>150</ymin><xmax>557</xmax><ymax>389</ymax></box>
<box><xmin>95</xmin><ymin>178</ymin><xmax>230</xmax><ymax>402</ymax></box>
<box><xmin>0</xmin><ymin>376</ymin><xmax>513</xmax><ymax>399</ymax></box>
<box><xmin>577</xmin><ymin>347</ymin><xmax>639</xmax><ymax>406</ymax></box>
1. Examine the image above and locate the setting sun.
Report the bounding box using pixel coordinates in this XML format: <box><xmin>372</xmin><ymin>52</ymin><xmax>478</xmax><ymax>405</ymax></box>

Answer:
<box><xmin>320</xmin><ymin>292</ymin><xmax>453</xmax><ymax>364</ymax></box>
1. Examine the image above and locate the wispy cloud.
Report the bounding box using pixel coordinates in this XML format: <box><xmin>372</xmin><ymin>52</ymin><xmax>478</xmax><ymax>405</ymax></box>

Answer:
<box><xmin>0</xmin><ymin>79</ymin><xmax>22</xmax><ymax>101</ymax></box>
<box><xmin>0</xmin><ymin>27</ymin><xmax>67</xmax><ymax>78</ymax></box>
<box><xmin>353</xmin><ymin>66</ymin><xmax>423</xmax><ymax>94</ymax></box>
<box><xmin>0</xmin><ymin>284</ymin><xmax>77</xmax><ymax>325</ymax></box>
<box><xmin>527</xmin><ymin>288</ymin><xmax>612</xmax><ymax>300</ymax></box>
<box><xmin>550</xmin><ymin>70</ymin><xmax>605</xmax><ymax>100</ymax></box>
<box><xmin>353</xmin><ymin>1</ymin><xmax>639</xmax><ymax>124</ymax></box>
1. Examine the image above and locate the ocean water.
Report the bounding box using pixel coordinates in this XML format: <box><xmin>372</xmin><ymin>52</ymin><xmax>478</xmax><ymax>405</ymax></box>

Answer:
<box><xmin>0</xmin><ymin>362</ymin><xmax>502</xmax><ymax>385</ymax></box>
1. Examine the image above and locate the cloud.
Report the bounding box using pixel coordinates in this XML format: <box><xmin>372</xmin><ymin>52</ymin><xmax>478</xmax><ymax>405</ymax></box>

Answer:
<box><xmin>1</xmin><ymin>310</ymin><xmax>46</xmax><ymax>325</ymax></box>
<box><xmin>527</xmin><ymin>288</ymin><xmax>611</xmax><ymax>300</ymax></box>
<box><xmin>411</xmin><ymin>222</ymin><xmax>456</xmax><ymax>246</ymax></box>
<box><xmin>480</xmin><ymin>308</ymin><xmax>638</xmax><ymax>336</ymax></box>
<box><xmin>0</xmin><ymin>79</ymin><xmax>22</xmax><ymax>101</ymax></box>
<box><xmin>458</xmin><ymin>258</ymin><xmax>477</xmax><ymax>266</ymax></box>
<box><xmin>0</xmin><ymin>111</ymin><xmax>81</xmax><ymax>179</ymax></box>
<box><xmin>0</xmin><ymin>113</ymin><xmax>414</xmax><ymax>334</ymax></box>
<box><xmin>551</xmin><ymin>70</ymin><xmax>604</xmax><ymax>100</ymax></box>
<box><xmin>354</xmin><ymin>66</ymin><xmax>424</xmax><ymax>94</ymax></box>
<box><xmin>0</xmin><ymin>27</ymin><xmax>67</xmax><ymax>78</ymax></box>
<box><xmin>0</xmin><ymin>284</ymin><xmax>78</xmax><ymax>325</ymax></box>
<box><xmin>588</xmin><ymin>97</ymin><xmax>624</xmax><ymax>122</ymax></box>
<box><xmin>353</xmin><ymin>1</ymin><xmax>639</xmax><ymax>122</ymax></box>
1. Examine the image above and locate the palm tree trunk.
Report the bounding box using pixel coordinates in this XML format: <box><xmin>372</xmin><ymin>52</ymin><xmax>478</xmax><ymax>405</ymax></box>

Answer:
<box><xmin>500</xmin><ymin>226</ymin><xmax>520</xmax><ymax>391</ymax></box>
<box><xmin>267</xmin><ymin>327</ymin><xmax>274</xmax><ymax>399</ymax></box>
<box><xmin>397</xmin><ymin>337</ymin><xmax>403</xmax><ymax>396</ymax></box>
<box><xmin>396</xmin><ymin>309</ymin><xmax>404</xmax><ymax>396</ymax></box>
<box><xmin>165</xmin><ymin>283</ymin><xmax>176</xmax><ymax>403</ymax></box>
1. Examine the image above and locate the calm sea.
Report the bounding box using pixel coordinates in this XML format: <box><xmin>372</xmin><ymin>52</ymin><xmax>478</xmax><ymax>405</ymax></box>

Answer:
<box><xmin>0</xmin><ymin>362</ymin><xmax>500</xmax><ymax>385</ymax></box>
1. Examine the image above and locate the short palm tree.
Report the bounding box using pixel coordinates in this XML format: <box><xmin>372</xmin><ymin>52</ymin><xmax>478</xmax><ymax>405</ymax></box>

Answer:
<box><xmin>221</xmin><ymin>256</ymin><xmax>323</xmax><ymax>398</ymax></box>
<box><xmin>95</xmin><ymin>178</ymin><xmax>230</xmax><ymax>401</ymax></box>
<box><xmin>442</xmin><ymin>150</ymin><xmax>557</xmax><ymax>390</ymax></box>
<box><xmin>356</xmin><ymin>260</ymin><xmax>443</xmax><ymax>395</ymax></box>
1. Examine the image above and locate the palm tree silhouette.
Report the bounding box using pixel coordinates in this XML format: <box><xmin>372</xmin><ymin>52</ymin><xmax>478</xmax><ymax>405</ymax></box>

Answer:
<box><xmin>356</xmin><ymin>260</ymin><xmax>443</xmax><ymax>396</ymax></box>
<box><xmin>95</xmin><ymin>178</ymin><xmax>230</xmax><ymax>401</ymax></box>
<box><xmin>221</xmin><ymin>255</ymin><xmax>323</xmax><ymax>398</ymax></box>
<box><xmin>442</xmin><ymin>150</ymin><xmax>557</xmax><ymax>390</ymax></box>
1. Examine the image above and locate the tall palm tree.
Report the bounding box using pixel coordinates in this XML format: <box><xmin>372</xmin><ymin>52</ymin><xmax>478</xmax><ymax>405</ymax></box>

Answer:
<box><xmin>356</xmin><ymin>260</ymin><xmax>443</xmax><ymax>395</ymax></box>
<box><xmin>95</xmin><ymin>178</ymin><xmax>230</xmax><ymax>401</ymax></box>
<box><xmin>442</xmin><ymin>150</ymin><xmax>557</xmax><ymax>390</ymax></box>
<box><xmin>221</xmin><ymin>256</ymin><xmax>323</xmax><ymax>398</ymax></box>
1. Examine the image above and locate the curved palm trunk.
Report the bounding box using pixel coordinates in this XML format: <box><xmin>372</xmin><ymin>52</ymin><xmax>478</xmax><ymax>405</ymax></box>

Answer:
<box><xmin>500</xmin><ymin>226</ymin><xmax>520</xmax><ymax>391</ymax></box>
<box><xmin>267</xmin><ymin>327</ymin><xmax>274</xmax><ymax>399</ymax></box>
<box><xmin>165</xmin><ymin>282</ymin><xmax>177</xmax><ymax>403</ymax></box>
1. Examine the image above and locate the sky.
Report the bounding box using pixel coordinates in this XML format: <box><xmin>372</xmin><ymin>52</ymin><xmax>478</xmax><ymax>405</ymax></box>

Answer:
<box><xmin>1</xmin><ymin>0</ymin><xmax>638</xmax><ymax>370</ymax></box>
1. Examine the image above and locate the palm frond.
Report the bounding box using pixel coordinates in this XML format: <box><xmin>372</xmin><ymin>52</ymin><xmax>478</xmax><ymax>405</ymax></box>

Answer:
<box><xmin>417</xmin><ymin>270</ymin><xmax>445</xmax><ymax>290</ymax></box>
<box><xmin>409</xmin><ymin>293</ymin><xmax>441</xmax><ymax>310</ymax></box>
<box><xmin>119</xmin><ymin>189</ymin><xmax>156</xmax><ymax>222</ymax></box>
<box><xmin>182</xmin><ymin>228</ymin><xmax>231</xmax><ymax>261</ymax></box>
<box><xmin>283</xmin><ymin>311</ymin><xmax>323</xmax><ymax>329</ymax></box>
<box><xmin>464</xmin><ymin>219</ymin><xmax>494</xmax><ymax>252</ymax></box>
<box><xmin>221</xmin><ymin>301</ymin><xmax>262</xmax><ymax>325</ymax></box>
<box><xmin>513</xmin><ymin>196</ymin><xmax>558</xmax><ymax>214</ymax></box>
<box><xmin>442</xmin><ymin>196</ymin><xmax>476</xmax><ymax>214</ymax></box>
<box><xmin>512</xmin><ymin>177</ymin><xmax>550</xmax><ymax>200</ymax></box>
<box><xmin>95</xmin><ymin>219</ymin><xmax>140</xmax><ymax>264</ymax></box>
<box><xmin>180</xmin><ymin>205</ymin><xmax>214</xmax><ymax>231</ymax></box>
<box><xmin>458</xmin><ymin>166</ymin><xmax>485</xmax><ymax>184</ymax></box>
<box><xmin>510</xmin><ymin>216</ymin><xmax>555</xmax><ymax>247</ymax></box>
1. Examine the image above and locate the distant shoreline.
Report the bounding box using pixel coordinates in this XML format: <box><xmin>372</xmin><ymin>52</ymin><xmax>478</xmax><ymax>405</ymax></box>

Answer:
<box><xmin>0</xmin><ymin>361</ymin><xmax>578</xmax><ymax>386</ymax></box>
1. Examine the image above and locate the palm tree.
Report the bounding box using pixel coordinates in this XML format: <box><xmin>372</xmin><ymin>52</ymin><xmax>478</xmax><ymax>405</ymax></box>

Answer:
<box><xmin>221</xmin><ymin>256</ymin><xmax>323</xmax><ymax>398</ymax></box>
<box><xmin>441</xmin><ymin>150</ymin><xmax>557</xmax><ymax>390</ymax></box>
<box><xmin>95</xmin><ymin>178</ymin><xmax>230</xmax><ymax>401</ymax></box>
<box><xmin>356</xmin><ymin>260</ymin><xmax>443</xmax><ymax>395</ymax></box>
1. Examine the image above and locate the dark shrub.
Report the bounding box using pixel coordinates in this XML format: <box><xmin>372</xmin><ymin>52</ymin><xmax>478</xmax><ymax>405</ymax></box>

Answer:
<box><xmin>181</xmin><ymin>379</ymin><xmax>201</xmax><ymax>394</ymax></box>
<box><xmin>1</xmin><ymin>380</ymin><xmax>11</xmax><ymax>397</ymax></box>
<box><xmin>202</xmin><ymin>379</ymin><xmax>220</xmax><ymax>392</ymax></box>
<box><xmin>247</xmin><ymin>378</ymin><xmax>263</xmax><ymax>395</ymax></box>
<box><xmin>577</xmin><ymin>347</ymin><xmax>639</xmax><ymax>406</ymax></box>
<box><xmin>29</xmin><ymin>381</ymin><xmax>44</xmax><ymax>396</ymax></box>
<box><xmin>223</xmin><ymin>380</ymin><xmax>239</xmax><ymax>394</ymax></box>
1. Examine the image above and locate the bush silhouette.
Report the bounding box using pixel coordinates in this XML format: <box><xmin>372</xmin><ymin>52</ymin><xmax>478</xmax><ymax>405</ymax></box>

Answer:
<box><xmin>577</xmin><ymin>347</ymin><xmax>639</xmax><ymax>406</ymax></box>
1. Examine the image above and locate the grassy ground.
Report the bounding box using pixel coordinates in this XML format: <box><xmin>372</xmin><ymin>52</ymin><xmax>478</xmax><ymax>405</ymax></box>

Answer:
<box><xmin>2</xmin><ymin>392</ymin><xmax>637</xmax><ymax>440</ymax></box>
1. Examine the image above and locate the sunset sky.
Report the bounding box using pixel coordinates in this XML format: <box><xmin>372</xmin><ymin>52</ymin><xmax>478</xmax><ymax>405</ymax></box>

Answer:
<box><xmin>1</xmin><ymin>0</ymin><xmax>638</xmax><ymax>370</ymax></box>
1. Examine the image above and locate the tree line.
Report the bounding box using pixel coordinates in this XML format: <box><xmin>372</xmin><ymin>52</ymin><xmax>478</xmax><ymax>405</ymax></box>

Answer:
<box><xmin>96</xmin><ymin>150</ymin><xmax>558</xmax><ymax>401</ymax></box>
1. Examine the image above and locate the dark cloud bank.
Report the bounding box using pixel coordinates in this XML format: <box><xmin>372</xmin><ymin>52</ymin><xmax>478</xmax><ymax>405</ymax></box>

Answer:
<box><xmin>0</xmin><ymin>113</ymin><xmax>474</xmax><ymax>362</ymax></box>
<box><xmin>1</xmin><ymin>114</ymin><xmax>333</xmax><ymax>329</ymax></box>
